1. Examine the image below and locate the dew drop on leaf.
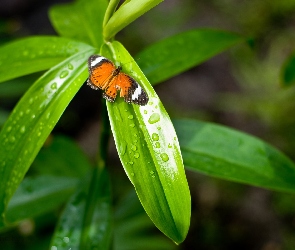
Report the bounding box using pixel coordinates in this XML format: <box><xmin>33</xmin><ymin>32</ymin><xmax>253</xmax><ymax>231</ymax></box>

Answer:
<box><xmin>50</xmin><ymin>82</ymin><xmax>57</xmax><ymax>90</ymax></box>
<box><xmin>155</xmin><ymin>142</ymin><xmax>160</xmax><ymax>148</ymax></box>
<box><xmin>134</xmin><ymin>152</ymin><xmax>140</xmax><ymax>158</ymax></box>
<box><xmin>129</xmin><ymin>161</ymin><xmax>134</xmax><ymax>165</ymax></box>
<box><xmin>152</xmin><ymin>133</ymin><xmax>159</xmax><ymax>141</ymax></box>
<box><xmin>129</xmin><ymin>123</ymin><xmax>135</xmax><ymax>128</ymax></box>
<box><xmin>60</xmin><ymin>70</ymin><xmax>69</xmax><ymax>78</ymax></box>
<box><xmin>128</xmin><ymin>114</ymin><xmax>133</xmax><ymax>119</ymax></box>
<box><xmin>160</xmin><ymin>153</ymin><xmax>169</xmax><ymax>162</ymax></box>
<box><xmin>148</xmin><ymin>113</ymin><xmax>160</xmax><ymax>124</ymax></box>
<box><xmin>68</xmin><ymin>63</ymin><xmax>74</xmax><ymax>70</ymax></box>
<box><xmin>20</xmin><ymin>126</ymin><xmax>26</xmax><ymax>133</ymax></box>
<box><xmin>131</xmin><ymin>145</ymin><xmax>137</xmax><ymax>151</ymax></box>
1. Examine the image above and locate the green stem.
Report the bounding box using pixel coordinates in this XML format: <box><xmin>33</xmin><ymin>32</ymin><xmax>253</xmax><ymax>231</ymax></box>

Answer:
<box><xmin>103</xmin><ymin>0</ymin><xmax>120</xmax><ymax>28</ymax></box>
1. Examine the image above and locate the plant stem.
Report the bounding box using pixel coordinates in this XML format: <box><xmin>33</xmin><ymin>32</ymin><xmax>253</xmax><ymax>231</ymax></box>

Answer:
<box><xmin>103</xmin><ymin>0</ymin><xmax>120</xmax><ymax>28</ymax></box>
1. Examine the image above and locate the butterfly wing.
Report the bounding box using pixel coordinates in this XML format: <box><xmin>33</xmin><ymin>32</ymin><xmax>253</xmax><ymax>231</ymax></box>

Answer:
<box><xmin>87</xmin><ymin>55</ymin><xmax>116</xmax><ymax>90</ymax></box>
<box><xmin>117</xmin><ymin>73</ymin><xmax>149</xmax><ymax>106</ymax></box>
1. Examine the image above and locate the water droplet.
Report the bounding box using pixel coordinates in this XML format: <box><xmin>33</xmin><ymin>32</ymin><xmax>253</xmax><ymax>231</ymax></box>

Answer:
<box><xmin>68</xmin><ymin>63</ymin><xmax>74</xmax><ymax>70</ymax></box>
<box><xmin>150</xmin><ymin>170</ymin><xmax>154</xmax><ymax>175</ymax></box>
<box><xmin>155</xmin><ymin>105</ymin><xmax>158</xmax><ymax>109</ymax></box>
<box><xmin>168</xmin><ymin>143</ymin><xmax>172</xmax><ymax>148</ymax></box>
<box><xmin>131</xmin><ymin>145</ymin><xmax>137</xmax><ymax>151</ymax></box>
<box><xmin>37</xmin><ymin>132</ymin><xmax>41</xmax><ymax>137</ymax></box>
<box><xmin>20</xmin><ymin>126</ymin><xmax>26</xmax><ymax>133</ymax></box>
<box><xmin>7</xmin><ymin>126</ymin><xmax>12</xmax><ymax>132</ymax></box>
<box><xmin>23</xmin><ymin>51</ymin><xmax>28</xmax><ymax>56</ymax></box>
<box><xmin>157</xmin><ymin>127</ymin><xmax>161</xmax><ymax>130</ymax></box>
<box><xmin>25</xmin><ymin>109</ymin><xmax>31</xmax><ymax>114</ymax></box>
<box><xmin>148</xmin><ymin>113</ymin><xmax>160</xmax><ymax>124</ymax></box>
<box><xmin>29</xmin><ymin>98</ymin><xmax>34</xmax><ymax>104</ymax></box>
<box><xmin>129</xmin><ymin>161</ymin><xmax>134</xmax><ymax>165</ymax></box>
<box><xmin>134</xmin><ymin>152</ymin><xmax>140</xmax><ymax>158</ymax></box>
<box><xmin>128</xmin><ymin>115</ymin><xmax>133</xmax><ymax>119</ymax></box>
<box><xmin>155</xmin><ymin>142</ymin><xmax>160</xmax><ymax>148</ymax></box>
<box><xmin>51</xmin><ymin>246</ymin><xmax>58</xmax><ymax>250</ymax></box>
<box><xmin>10</xmin><ymin>136</ymin><xmax>15</xmax><ymax>143</ymax></box>
<box><xmin>144</xmin><ymin>110</ymin><xmax>147</xmax><ymax>114</ymax></box>
<box><xmin>63</xmin><ymin>237</ymin><xmax>70</xmax><ymax>243</ymax></box>
<box><xmin>152</xmin><ymin>133</ymin><xmax>159</xmax><ymax>141</ymax></box>
<box><xmin>174</xmin><ymin>137</ymin><xmax>176</xmax><ymax>140</ymax></box>
<box><xmin>160</xmin><ymin>153</ymin><xmax>169</xmax><ymax>162</ymax></box>
<box><xmin>60</xmin><ymin>70</ymin><xmax>69</xmax><ymax>78</ymax></box>
<box><xmin>129</xmin><ymin>123</ymin><xmax>135</xmax><ymax>128</ymax></box>
<box><xmin>149</xmin><ymin>102</ymin><xmax>153</xmax><ymax>105</ymax></box>
<box><xmin>50</xmin><ymin>82</ymin><xmax>57</xmax><ymax>90</ymax></box>
<box><xmin>131</xmin><ymin>172</ymin><xmax>135</xmax><ymax>176</ymax></box>
<box><xmin>125</xmin><ymin>109</ymin><xmax>128</xmax><ymax>112</ymax></box>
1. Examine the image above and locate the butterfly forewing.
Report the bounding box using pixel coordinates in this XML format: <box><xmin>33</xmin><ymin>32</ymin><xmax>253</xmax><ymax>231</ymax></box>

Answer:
<box><xmin>87</xmin><ymin>55</ymin><xmax>116</xmax><ymax>90</ymax></box>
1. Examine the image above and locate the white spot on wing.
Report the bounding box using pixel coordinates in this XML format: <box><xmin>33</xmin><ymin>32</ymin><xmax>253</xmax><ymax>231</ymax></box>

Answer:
<box><xmin>132</xmin><ymin>85</ymin><xmax>142</xmax><ymax>100</ymax></box>
<box><xmin>91</xmin><ymin>56</ymin><xmax>104</xmax><ymax>67</ymax></box>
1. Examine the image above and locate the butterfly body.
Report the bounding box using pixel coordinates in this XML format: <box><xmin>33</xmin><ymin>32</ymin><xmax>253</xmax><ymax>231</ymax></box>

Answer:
<box><xmin>87</xmin><ymin>55</ymin><xmax>149</xmax><ymax>106</ymax></box>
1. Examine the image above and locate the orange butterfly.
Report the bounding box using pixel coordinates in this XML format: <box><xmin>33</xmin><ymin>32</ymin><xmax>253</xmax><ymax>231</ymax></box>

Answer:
<box><xmin>87</xmin><ymin>55</ymin><xmax>149</xmax><ymax>106</ymax></box>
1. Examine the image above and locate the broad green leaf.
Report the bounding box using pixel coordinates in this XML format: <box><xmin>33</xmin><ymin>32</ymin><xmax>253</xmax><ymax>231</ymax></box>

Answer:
<box><xmin>3</xmin><ymin>175</ymin><xmax>78</xmax><ymax>227</ymax></box>
<box><xmin>32</xmin><ymin>136</ymin><xmax>91</xmax><ymax>178</ymax></box>
<box><xmin>0</xmin><ymin>48</ymin><xmax>96</xmax><ymax>226</ymax></box>
<box><xmin>103</xmin><ymin>0</ymin><xmax>163</xmax><ymax>41</ymax></box>
<box><xmin>136</xmin><ymin>29</ymin><xmax>244</xmax><ymax>85</ymax></box>
<box><xmin>281</xmin><ymin>52</ymin><xmax>295</xmax><ymax>86</ymax></box>
<box><xmin>50</xmin><ymin>168</ymin><xmax>112</xmax><ymax>250</ymax></box>
<box><xmin>174</xmin><ymin>119</ymin><xmax>295</xmax><ymax>193</ymax></box>
<box><xmin>0</xmin><ymin>36</ymin><xmax>93</xmax><ymax>83</ymax></box>
<box><xmin>101</xmin><ymin>41</ymin><xmax>191</xmax><ymax>244</ymax></box>
<box><xmin>49</xmin><ymin>0</ymin><xmax>108</xmax><ymax>48</ymax></box>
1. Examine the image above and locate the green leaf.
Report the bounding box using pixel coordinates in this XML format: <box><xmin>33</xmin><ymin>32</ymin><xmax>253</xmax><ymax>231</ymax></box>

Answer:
<box><xmin>0</xmin><ymin>36</ymin><xmax>93</xmax><ymax>83</ymax></box>
<box><xmin>0</xmin><ymin>48</ymin><xmax>96</xmax><ymax>226</ymax></box>
<box><xmin>103</xmin><ymin>0</ymin><xmax>163</xmax><ymax>41</ymax></box>
<box><xmin>4</xmin><ymin>175</ymin><xmax>78</xmax><ymax>227</ymax></box>
<box><xmin>0</xmin><ymin>109</ymin><xmax>9</xmax><ymax>128</ymax></box>
<box><xmin>49</xmin><ymin>0</ymin><xmax>108</xmax><ymax>48</ymax></box>
<box><xmin>174</xmin><ymin>119</ymin><xmax>295</xmax><ymax>193</ymax></box>
<box><xmin>101</xmin><ymin>41</ymin><xmax>191</xmax><ymax>244</ymax></box>
<box><xmin>50</xmin><ymin>168</ymin><xmax>112</xmax><ymax>250</ymax></box>
<box><xmin>136</xmin><ymin>29</ymin><xmax>244</xmax><ymax>85</ymax></box>
<box><xmin>281</xmin><ymin>51</ymin><xmax>295</xmax><ymax>86</ymax></box>
<box><xmin>32</xmin><ymin>136</ymin><xmax>91</xmax><ymax>178</ymax></box>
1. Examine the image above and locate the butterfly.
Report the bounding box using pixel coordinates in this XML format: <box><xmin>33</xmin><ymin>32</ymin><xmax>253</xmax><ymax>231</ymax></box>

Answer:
<box><xmin>87</xmin><ymin>55</ymin><xmax>149</xmax><ymax>106</ymax></box>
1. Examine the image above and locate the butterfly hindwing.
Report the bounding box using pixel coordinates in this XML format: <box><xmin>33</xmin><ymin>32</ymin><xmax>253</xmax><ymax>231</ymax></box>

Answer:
<box><xmin>117</xmin><ymin>73</ymin><xmax>149</xmax><ymax>106</ymax></box>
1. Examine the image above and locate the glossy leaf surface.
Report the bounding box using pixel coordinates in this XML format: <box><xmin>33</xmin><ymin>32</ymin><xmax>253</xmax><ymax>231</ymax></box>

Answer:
<box><xmin>0</xmin><ymin>48</ymin><xmax>96</xmax><ymax>226</ymax></box>
<box><xmin>49</xmin><ymin>0</ymin><xmax>108</xmax><ymax>48</ymax></box>
<box><xmin>50</xmin><ymin>168</ymin><xmax>112</xmax><ymax>250</ymax></box>
<box><xmin>101</xmin><ymin>41</ymin><xmax>191</xmax><ymax>243</ymax></box>
<box><xmin>136</xmin><ymin>29</ymin><xmax>244</xmax><ymax>85</ymax></box>
<box><xmin>175</xmin><ymin>119</ymin><xmax>295</xmax><ymax>192</ymax></box>
<box><xmin>0</xmin><ymin>36</ymin><xmax>92</xmax><ymax>83</ymax></box>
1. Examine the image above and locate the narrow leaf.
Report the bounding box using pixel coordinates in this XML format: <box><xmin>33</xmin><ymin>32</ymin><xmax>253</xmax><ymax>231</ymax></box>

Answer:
<box><xmin>0</xmin><ymin>48</ymin><xmax>96</xmax><ymax>226</ymax></box>
<box><xmin>136</xmin><ymin>29</ymin><xmax>244</xmax><ymax>85</ymax></box>
<box><xmin>103</xmin><ymin>0</ymin><xmax>163</xmax><ymax>41</ymax></box>
<box><xmin>49</xmin><ymin>0</ymin><xmax>108</xmax><ymax>48</ymax></box>
<box><xmin>50</xmin><ymin>168</ymin><xmax>112</xmax><ymax>250</ymax></box>
<box><xmin>4</xmin><ymin>175</ymin><xmax>78</xmax><ymax>227</ymax></box>
<box><xmin>0</xmin><ymin>36</ymin><xmax>93</xmax><ymax>83</ymax></box>
<box><xmin>175</xmin><ymin>119</ymin><xmax>295</xmax><ymax>193</ymax></box>
<box><xmin>281</xmin><ymin>52</ymin><xmax>295</xmax><ymax>86</ymax></box>
<box><xmin>101</xmin><ymin>41</ymin><xmax>191</xmax><ymax>243</ymax></box>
